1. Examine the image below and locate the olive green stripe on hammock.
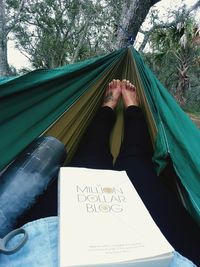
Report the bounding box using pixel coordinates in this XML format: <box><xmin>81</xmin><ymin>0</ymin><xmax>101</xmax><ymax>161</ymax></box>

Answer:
<box><xmin>0</xmin><ymin>48</ymin><xmax>126</xmax><ymax>170</ymax></box>
<box><xmin>0</xmin><ymin>47</ymin><xmax>200</xmax><ymax>225</ymax></box>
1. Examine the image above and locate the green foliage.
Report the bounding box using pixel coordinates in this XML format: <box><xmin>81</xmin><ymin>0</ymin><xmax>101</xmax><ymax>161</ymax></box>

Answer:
<box><xmin>8</xmin><ymin>65</ymin><xmax>18</xmax><ymax>76</ymax></box>
<box><xmin>144</xmin><ymin>47</ymin><xmax>200</xmax><ymax>111</ymax></box>
<box><xmin>5</xmin><ymin>0</ymin><xmax>200</xmax><ymax>113</ymax></box>
<box><xmin>146</xmin><ymin>6</ymin><xmax>200</xmax><ymax>110</ymax></box>
<box><xmin>8</xmin><ymin>0</ymin><xmax>121</xmax><ymax>69</ymax></box>
<box><xmin>184</xmin><ymin>66</ymin><xmax>200</xmax><ymax>111</ymax></box>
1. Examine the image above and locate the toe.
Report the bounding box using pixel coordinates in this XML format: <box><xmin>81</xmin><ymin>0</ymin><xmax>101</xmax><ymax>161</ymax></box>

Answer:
<box><xmin>122</xmin><ymin>79</ymin><xmax>127</xmax><ymax>90</ymax></box>
<box><xmin>109</xmin><ymin>80</ymin><xmax>114</xmax><ymax>89</ymax></box>
<box><xmin>125</xmin><ymin>80</ymin><xmax>131</xmax><ymax>89</ymax></box>
<box><xmin>116</xmin><ymin>79</ymin><xmax>121</xmax><ymax>89</ymax></box>
<box><xmin>130</xmin><ymin>83</ymin><xmax>136</xmax><ymax>91</ymax></box>
<box><xmin>114</xmin><ymin>79</ymin><xmax>119</xmax><ymax>87</ymax></box>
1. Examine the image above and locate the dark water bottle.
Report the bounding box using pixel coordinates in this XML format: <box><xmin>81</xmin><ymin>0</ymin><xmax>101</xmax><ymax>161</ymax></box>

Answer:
<box><xmin>0</xmin><ymin>136</ymin><xmax>67</xmax><ymax>236</ymax></box>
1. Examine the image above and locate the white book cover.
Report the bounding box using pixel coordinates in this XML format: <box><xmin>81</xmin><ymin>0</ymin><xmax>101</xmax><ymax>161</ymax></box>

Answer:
<box><xmin>59</xmin><ymin>167</ymin><xmax>174</xmax><ymax>267</ymax></box>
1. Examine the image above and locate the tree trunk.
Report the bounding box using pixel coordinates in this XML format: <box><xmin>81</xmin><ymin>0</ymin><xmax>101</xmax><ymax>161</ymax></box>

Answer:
<box><xmin>139</xmin><ymin>31</ymin><xmax>150</xmax><ymax>52</ymax></box>
<box><xmin>71</xmin><ymin>20</ymin><xmax>90</xmax><ymax>63</ymax></box>
<box><xmin>0</xmin><ymin>0</ymin><xmax>9</xmax><ymax>76</ymax></box>
<box><xmin>116</xmin><ymin>0</ymin><xmax>160</xmax><ymax>48</ymax></box>
<box><xmin>174</xmin><ymin>62</ymin><xmax>190</xmax><ymax>106</ymax></box>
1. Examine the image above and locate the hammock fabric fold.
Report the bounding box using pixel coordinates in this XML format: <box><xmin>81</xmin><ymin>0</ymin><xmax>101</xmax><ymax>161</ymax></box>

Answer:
<box><xmin>0</xmin><ymin>47</ymin><xmax>200</xmax><ymax>225</ymax></box>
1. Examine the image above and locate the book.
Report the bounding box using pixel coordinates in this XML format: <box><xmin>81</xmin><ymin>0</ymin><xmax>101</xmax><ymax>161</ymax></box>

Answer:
<box><xmin>59</xmin><ymin>167</ymin><xmax>174</xmax><ymax>267</ymax></box>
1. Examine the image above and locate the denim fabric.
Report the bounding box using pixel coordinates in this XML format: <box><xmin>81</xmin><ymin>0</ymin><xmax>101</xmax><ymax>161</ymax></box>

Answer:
<box><xmin>0</xmin><ymin>217</ymin><xmax>57</xmax><ymax>267</ymax></box>
<box><xmin>0</xmin><ymin>217</ymin><xmax>197</xmax><ymax>267</ymax></box>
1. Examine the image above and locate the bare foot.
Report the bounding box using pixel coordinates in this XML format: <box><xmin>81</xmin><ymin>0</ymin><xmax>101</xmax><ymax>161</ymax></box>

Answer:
<box><xmin>102</xmin><ymin>79</ymin><xmax>121</xmax><ymax>109</ymax></box>
<box><xmin>121</xmin><ymin>79</ymin><xmax>139</xmax><ymax>108</ymax></box>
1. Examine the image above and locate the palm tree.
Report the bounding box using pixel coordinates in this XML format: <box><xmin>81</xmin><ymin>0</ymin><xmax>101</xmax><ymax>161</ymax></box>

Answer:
<box><xmin>149</xmin><ymin>12</ymin><xmax>200</xmax><ymax>106</ymax></box>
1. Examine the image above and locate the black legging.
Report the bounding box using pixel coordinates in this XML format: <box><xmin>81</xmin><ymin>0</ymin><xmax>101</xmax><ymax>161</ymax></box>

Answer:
<box><xmin>18</xmin><ymin>106</ymin><xmax>200</xmax><ymax>265</ymax></box>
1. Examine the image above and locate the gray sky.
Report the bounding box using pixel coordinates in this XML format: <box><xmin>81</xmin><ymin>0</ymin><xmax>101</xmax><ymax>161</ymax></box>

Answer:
<box><xmin>8</xmin><ymin>0</ymin><xmax>200</xmax><ymax>70</ymax></box>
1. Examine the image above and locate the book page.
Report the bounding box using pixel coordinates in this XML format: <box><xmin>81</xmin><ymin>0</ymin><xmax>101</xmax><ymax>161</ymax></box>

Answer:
<box><xmin>59</xmin><ymin>167</ymin><xmax>174</xmax><ymax>267</ymax></box>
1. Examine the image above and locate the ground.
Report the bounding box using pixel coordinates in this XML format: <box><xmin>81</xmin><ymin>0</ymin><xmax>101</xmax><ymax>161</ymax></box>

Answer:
<box><xmin>187</xmin><ymin>112</ymin><xmax>200</xmax><ymax>128</ymax></box>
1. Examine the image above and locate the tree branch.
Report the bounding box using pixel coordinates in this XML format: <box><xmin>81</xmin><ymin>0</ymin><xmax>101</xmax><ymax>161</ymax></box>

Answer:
<box><xmin>188</xmin><ymin>0</ymin><xmax>200</xmax><ymax>13</ymax></box>
<box><xmin>6</xmin><ymin>0</ymin><xmax>26</xmax><ymax>34</ymax></box>
<box><xmin>15</xmin><ymin>45</ymin><xmax>32</xmax><ymax>61</ymax></box>
<box><xmin>138</xmin><ymin>0</ymin><xmax>200</xmax><ymax>52</ymax></box>
<box><xmin>139</xmin><ymin>22</ymin><xmax>175</xmax><ymax>51</ymax></box>
<box><xmin>71</xmin><ymin>19</ymin><xmax>90</xmax><ymax>63</ymax></box>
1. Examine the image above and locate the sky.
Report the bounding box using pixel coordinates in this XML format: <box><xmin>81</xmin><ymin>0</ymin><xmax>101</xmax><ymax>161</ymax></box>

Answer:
<box><xmin>8</xmin><ymin>0</ymin><xmax>200</xmax><ymax>70</ymax></box>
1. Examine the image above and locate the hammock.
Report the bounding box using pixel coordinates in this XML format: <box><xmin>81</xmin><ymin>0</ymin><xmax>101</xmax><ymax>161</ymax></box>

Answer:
<box><xmin>0</xmin><ymin>47</ymin><xmax>200</xmax><ymax>225</ymax></box>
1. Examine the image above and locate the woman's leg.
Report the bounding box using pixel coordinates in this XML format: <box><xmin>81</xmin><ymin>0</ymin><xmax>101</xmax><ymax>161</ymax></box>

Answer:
<box><xmin>16</xmin><ymin>80</ymin><xmax>121</xmax><ymax>226</ymax></box>
<box><xmin>70</xmin><ymin>79</ymin><xmax>122</xmax><ymax>169</ymax></box>
<box><xmin>70</xmin><ymin>106</ymin><xmax>115</xmax><ymax>169</ymax></box>
<box><xmin>115</xmin><ymin>81</ymin><xmax>200</xmax><ymax>266</ymax></box>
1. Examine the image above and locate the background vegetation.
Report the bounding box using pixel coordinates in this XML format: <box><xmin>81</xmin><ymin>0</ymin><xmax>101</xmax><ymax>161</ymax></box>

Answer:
<box><xmin>0</xmin><ymin>0</ymin><xmax>199</xmax><ymax>113</ymax></box>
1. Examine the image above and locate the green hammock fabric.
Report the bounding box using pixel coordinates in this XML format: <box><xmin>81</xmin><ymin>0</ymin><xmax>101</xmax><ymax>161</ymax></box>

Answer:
<box><xmin>0</xmin><ymin>76</ymin><xmax>17</xmax><ymax>84</ymax></box>
<box><xmin>0</xmin><ymin>47</ymin><xmax>200</xmax><ymax>225</ymax></box>
<box><xmin>132</xmin><ymin>48</ymin><xmax>200</xmax><ymax>224</ymax></box>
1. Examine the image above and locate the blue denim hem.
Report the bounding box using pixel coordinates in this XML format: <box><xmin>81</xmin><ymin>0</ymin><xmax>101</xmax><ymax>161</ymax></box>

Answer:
<box><xmin>0</xmin><ymin>217</ymin><xmax>197</xmax><ymax>267</ymax></box>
